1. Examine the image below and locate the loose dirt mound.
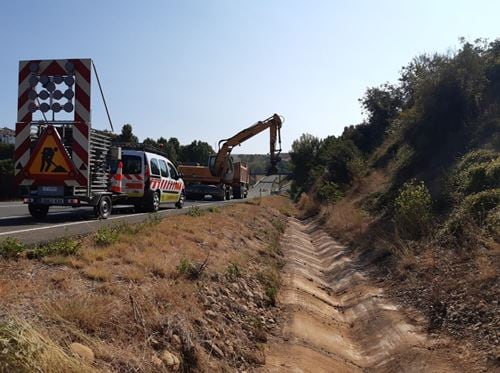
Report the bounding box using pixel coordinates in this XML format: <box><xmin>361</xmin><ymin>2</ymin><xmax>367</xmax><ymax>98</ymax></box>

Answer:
<box><xmin>262</xmin><ymin>218</ymin><xmax>466</xmax><ymax>373</ymax></box>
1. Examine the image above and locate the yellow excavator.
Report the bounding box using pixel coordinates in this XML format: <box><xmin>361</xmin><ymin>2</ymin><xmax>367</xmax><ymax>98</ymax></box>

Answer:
<box><xmin>178</xmin><ymin>113</ymin><xmax>283</xmax><ymax>200</ymax></box>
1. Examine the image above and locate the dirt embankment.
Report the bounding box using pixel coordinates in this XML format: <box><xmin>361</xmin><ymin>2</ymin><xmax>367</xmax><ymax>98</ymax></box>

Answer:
<box><xmin>261</xmin><ymin>217</ymin><xmax>477</xmax><ymax>373</ymax></box>
<box><xmin>0</xmin><ymin>197</ymin><xmax>292</xmax><ymax>372</ymax></box>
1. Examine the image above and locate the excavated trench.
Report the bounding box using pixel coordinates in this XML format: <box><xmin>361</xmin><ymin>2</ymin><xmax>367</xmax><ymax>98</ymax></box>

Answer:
<box><xmin>262</xmin><ymin>218</ymin><xmax>461</xmax><ymax>373</ymax></box>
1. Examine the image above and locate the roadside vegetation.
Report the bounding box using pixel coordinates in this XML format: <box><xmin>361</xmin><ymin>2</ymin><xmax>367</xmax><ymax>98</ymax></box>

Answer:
<box><xmin>0</xmin><ymin>196</ymin><xmax>293</xmax><ymax>372</ymax></box>
<box><xmin>290</xmin><ymin>39</ymin><xmax>499</xmax><ymax>370</ymax></box>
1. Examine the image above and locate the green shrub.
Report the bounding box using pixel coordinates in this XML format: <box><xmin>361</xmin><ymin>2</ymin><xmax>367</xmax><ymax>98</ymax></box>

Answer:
<box><xmin>463</xmin><ymin>188</ymin><xmax>500</xmax><ymax>224</ymax></box>
<box><xmin>317</xmin><ymin>180</ymin><xmax>343</xmax><ymax>202</ymax></box>
<box><xmin>29</xmin><ymin>238</ymin><xmax>79</xmax><ymax>258</ymax></box>
<box><xmin>177</xmin><ymin>258</ymin><xmax>194</xmax><ymax>275</ymax></box>
<box><xmin>0</xmin><ymin>238</ymin><xmax>25</xmax><ymax>259</ymax></box>
<box><xmin>226</xmin><ymin>262</ymin><xmax>242</xmax><ymax>279</ymax></box>
<box><xmin>453</xmin><ymin>150</ymin><xmax>500</xmax><ymax>195</ymax></box>
<box><xmin>394</xmin><ymin>180</ymin><xmax>433</xmax><ymax>240</ymax></box>
<box><xmin>94</xmin><ymin>226</ymin><xmax>120</xmax><ymax>246</ymax></box>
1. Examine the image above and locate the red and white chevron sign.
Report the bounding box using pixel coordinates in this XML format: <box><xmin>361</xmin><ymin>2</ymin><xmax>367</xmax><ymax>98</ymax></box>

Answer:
<box><xmin>15</xmin><ymin>58</ymin><xmax>91</xmax><ymax>187</ymax></box>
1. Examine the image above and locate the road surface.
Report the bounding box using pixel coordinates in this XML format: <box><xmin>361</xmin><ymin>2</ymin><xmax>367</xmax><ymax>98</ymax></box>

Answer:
<box><xmin>0</xmin><ymin>176</ymin><xmax>282</xmax><ymax>245</ymax></box>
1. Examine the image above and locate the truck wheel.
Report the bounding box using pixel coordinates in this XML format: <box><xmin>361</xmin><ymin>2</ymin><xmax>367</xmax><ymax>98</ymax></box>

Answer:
<box><xmin>94</xmin><ymin>196</ymin><xmax>112</xmax><ymax>219</ymax></box>
<box><xmin>176</xmin><ymin>190</ymin><xmax>185</xmax><ymax>209</ymax></box>
<box><xmin>225</xmin><ymin>187</ymin><xmax>232</xmax><ymax>201</ymax></box>
<box><xmin>233</xmin><ymin>188</ymin><xmax>241</xmax><ymax>199</ymax></box>
<box><xmin>147</xmin><ymin>191</ymin><xmax>160</xmax><ymax>212</ymax></box>
<box><xmin>28</xmin><ymin>204</ymin><xmax>49</xmax><ymax>220</ymax></box>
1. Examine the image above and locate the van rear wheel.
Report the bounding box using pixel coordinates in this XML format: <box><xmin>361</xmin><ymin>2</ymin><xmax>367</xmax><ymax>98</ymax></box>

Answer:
<box><xmin>146</xmin><ymin>191</ymin><xmax>160</xmax><ymax>212</ymax></box>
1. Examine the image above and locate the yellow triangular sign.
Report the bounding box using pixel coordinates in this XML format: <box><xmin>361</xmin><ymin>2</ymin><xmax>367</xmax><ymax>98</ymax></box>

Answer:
<box><xmin>26</xmin><ymin>126</ymin><xmax>74</xmax><ymax>176</ymax></box>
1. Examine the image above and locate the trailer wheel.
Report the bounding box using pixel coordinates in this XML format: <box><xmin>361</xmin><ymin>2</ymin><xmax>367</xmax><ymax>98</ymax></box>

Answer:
<box><xmin>176</xmin><ymin>190</ymin><xmax>185</xmax><ymax>209</ymax></box>
<box><xmin>28</xmin><ymin>204</ymin><xmax>49</xmax><ymax>220</ymax></box>
<box><xmin>146</xmin><ymin>191</ymin><xmax>160</xmax><ymax>212</ymax></box>
<box><xmin>94</xmin><ymin>196</ymin><xmax>112</xmax><ymax>219</ymax></box>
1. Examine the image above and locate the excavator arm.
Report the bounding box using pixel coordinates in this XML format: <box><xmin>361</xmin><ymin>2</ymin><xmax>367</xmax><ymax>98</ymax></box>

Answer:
<box><xmin>209</xmin><ymin>113</ymin><xmax>283</xmax><ymax>178</ymax></box>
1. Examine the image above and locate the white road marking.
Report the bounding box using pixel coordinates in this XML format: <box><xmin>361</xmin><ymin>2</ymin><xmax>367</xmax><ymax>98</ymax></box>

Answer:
<box><xmin>0</xmin><ymin>213</ymin><xmax>144</xmax><ymax>236</ymax></box>
<box><xmin>0</xmin><ymin>201</ymin><xmax>220</xmax><ymax>237</ymax></box>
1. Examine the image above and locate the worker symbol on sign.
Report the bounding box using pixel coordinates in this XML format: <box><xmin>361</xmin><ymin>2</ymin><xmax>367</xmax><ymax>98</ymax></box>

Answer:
<box><xmin>39</xmin><ymin>147</ymin><xmax>67</xmax><ymax>173</ymax></box>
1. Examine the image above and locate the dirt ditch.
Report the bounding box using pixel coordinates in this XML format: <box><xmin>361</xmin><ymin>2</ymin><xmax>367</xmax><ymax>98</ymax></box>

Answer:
<box><xmin>262</xmin><ymin>217</ymin><xmax>470</xmax><ymax>373</ymax></box>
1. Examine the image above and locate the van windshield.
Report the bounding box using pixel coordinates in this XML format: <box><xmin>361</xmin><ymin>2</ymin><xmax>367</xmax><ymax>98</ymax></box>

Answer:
<box><xmin>109</xmin><ymin>155</ymin><xmax>142</xmax><ymax>174</ymax></box>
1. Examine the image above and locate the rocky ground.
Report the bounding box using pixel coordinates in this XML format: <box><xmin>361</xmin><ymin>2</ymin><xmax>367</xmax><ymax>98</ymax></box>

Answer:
<box><xmin>0</xmin><ymin>197</ymin><xmax>291</xmax><ymax>372</ymax></box>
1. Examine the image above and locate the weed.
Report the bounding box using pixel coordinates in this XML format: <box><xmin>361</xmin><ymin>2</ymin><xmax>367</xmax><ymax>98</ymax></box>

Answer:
<box><xmin>28</xmin><ymin>238</ymin><xmax>80</xmax><ymax>259</ymax></box>
<box><xmin>187</xmin><ymin>206</ymin><xmax>203</xmax><ymax>217</ymax></box>
<box><xmin>177</xmin><ymin>258</ymin><xmax>195</xmax><ymax>275</ymax></box>
<box><xmin>271</xmin><ymin>218</ymin><xmax>286</xmax><ymax>234</ymax></box>
<box><xmin>265</xmin><ymin>286</ymin><xmax>278</xmax><ymax>306</ymax></box>
<box><xmin>145</xmin><ymin>213</ymin><xmax>162</xmax><ymax>226</ymax></box>
<box><xmin>207</xmin><ymin>206</ymin><xmax>220</xmax><ymax>213</ymax></box>
<box><xmin>226</xmin><ymin>262</ymin><xmax>242</xmax><ymax>279</ymax></box>
<box><xmin>258</xmin><ymin>269</ymin><xmax>280</xmax><ymax>307</ymax></box>
<box><xmin>0</xmin><ymin>237</ymin><xmax>25</xmax><ymax>259</ymax></box>
<box><xmin>94</xmin><ymin>226</ymin><xmax>120</xmax><ymax>246</ymax></box>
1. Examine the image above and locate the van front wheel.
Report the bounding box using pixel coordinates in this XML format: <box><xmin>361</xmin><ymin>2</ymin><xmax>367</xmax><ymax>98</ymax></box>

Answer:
<box><xmin>176</xmin><ymin>190</ymin><xmax>185</xmax><ymax>209</ymax></box>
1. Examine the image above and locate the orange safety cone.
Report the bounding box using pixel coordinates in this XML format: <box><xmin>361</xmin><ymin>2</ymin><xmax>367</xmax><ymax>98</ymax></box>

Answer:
<box><xmin>111</xmin><ymin>160</ymin><xmax>123</xmax><ymax>193</ymax></box>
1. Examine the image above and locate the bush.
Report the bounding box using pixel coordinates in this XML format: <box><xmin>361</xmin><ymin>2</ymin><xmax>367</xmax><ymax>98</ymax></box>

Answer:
<box><xmin>29</xmin><ymin>238</ymin><xmax>80</xmax><ymax>258</ymax></box>
<box><xmin>453</xmin><ymin>150</ymin><xmax>500</xmax><ymax>195</ymax></box>
<box><xmin>394</xmin><ymin>180</ymin><xmax>433</xmax><ymax>240</ymax></box>
<box><xmin>463</xmin><ymin>188</ymin><xmax>500</xmax><ymax>224</ymax></box>
<box><xmin>226</xmin><ymin>262</ymin><xmax>242</xmax><ymax>279</ymax></box>
<box><xmin>0</xmin><ymin>238</ymin><xmax>25</xmax><ymax>259</ymax></box>
<box><xmin>316</xmin><ymin>180</ymin><xmax>343</xmax><ymax>202</ymax></box>
<box><xmin>94</xmin><ymin>226</ymin><xmax>120</xmax><ymax>246</ymax></box>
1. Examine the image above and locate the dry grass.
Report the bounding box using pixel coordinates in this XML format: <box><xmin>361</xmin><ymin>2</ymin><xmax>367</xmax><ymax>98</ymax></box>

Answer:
<box><xmin>0</xmin><ymin>319</ymin><xmax>96</xmax><ymax>373</ymax></box>
<box><xmin>0</xmin><ymin>195</ymin><xmax>293</xmax><ymax>372</ymax></box>
<box><xmin>321</xmin><ymin>198</ymin><xmax>370</xmax><ymax>242</ymax></box>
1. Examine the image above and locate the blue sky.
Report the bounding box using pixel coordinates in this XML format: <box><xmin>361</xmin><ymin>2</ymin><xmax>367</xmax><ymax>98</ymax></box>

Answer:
<box><xmin>0</xmin><ymin>1</ymin><xmax>498</xmax><ymax>153</ymax></box>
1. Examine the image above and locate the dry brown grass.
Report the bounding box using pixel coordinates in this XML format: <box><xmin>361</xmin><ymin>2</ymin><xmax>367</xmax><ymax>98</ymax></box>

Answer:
<box><xmin>0</xmin><ymin>319</ymin><xmax>97</xmax><ymax>373</ymax></box>
<box><xmin>0</xmin><ymin>195</ymin><xmax>293</xmax><ymax>372</ymax></box>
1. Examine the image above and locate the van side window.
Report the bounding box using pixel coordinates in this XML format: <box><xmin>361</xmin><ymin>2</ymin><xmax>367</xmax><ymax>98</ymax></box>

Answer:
<box><xmin>167</xmin><ymin>162</ymin><xmax>178</xmax><ymax>179</ymax></box>
<box><xmin>150</xmin><ymin>158</ymin><xmax>161</xmax><ymax>176</ymax></box>
<box><xmin>159</xmin><ymin>159</ymin><xmax>169</xmax><ymax>178</ymax></box>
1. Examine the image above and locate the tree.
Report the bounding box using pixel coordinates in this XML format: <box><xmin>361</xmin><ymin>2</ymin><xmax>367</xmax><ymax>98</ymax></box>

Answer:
<box><xmin>178</xmin><ymin>141</ymin><xmax>215</xmax><ymax>164</ymax></box>
<box><xmin>290</xmin><ymin>134</ymin><xmax>322</xmax><ymax>197</ymax></box>
<box><xmin>116</xmin><ymin>124</ymin><xmax>138</xmax><ymax>143</ymax></box>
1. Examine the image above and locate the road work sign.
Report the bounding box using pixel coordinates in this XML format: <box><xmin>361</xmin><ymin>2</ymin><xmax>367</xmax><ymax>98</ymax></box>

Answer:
<box><xmin>22</xmin><ymin>125</ymin><xmax>85</xmax><ymax>185</ymax></box>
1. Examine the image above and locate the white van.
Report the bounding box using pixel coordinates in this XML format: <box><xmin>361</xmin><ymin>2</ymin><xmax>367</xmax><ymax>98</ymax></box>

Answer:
<box><xmin>109</xmin><ymin>149</ymin><xmax>185</xmax><ymax>212</ymax></box>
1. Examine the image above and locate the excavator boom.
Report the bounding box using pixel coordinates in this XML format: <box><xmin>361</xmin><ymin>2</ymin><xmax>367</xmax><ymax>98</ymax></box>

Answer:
<box><xmin>210</xmin><ymin>113</ymin><xmax>283</xmax><ymax>177</ymax></box>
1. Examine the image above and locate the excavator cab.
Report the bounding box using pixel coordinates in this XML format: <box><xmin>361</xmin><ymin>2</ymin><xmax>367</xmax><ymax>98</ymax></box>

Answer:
<box><xmin>209</xmin><ymin>154</ymin><xmax>234</xmax><ymax>183</ymax></box>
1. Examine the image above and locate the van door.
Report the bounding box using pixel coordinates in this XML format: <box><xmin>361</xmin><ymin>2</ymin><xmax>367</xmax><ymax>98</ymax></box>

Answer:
<box><xmin>167</xmin><ymin>162</ymin><xmax>183</xmax><ymax>197</ymax></box>
<box><xmin>121</xmin><ymin>154</ymin><xmax>144</xmax><ymax>197</ymax></box>
<box><xmin>158</xmin><ymin>159</ymin><xmax>174</xmax><ymax>203</ymax></box>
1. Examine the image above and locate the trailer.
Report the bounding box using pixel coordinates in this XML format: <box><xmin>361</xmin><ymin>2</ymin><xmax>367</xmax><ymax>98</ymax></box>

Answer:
<box><xmin>15</xmin><ymin>58</ymin><xmax>128</xmax><ymax>219</ymax></box>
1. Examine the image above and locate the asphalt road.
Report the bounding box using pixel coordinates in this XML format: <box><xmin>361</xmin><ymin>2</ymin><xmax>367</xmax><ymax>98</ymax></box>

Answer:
<box><xmin>0</xmin><ymin>176</ymin><xmax>281</xmax><ymax>245</ymax></box>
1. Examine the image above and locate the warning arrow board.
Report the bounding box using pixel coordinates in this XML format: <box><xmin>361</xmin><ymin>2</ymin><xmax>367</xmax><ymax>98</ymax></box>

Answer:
<box><xmin>22</xmin><ymin>125</ymin><xmax>85</xmax><ymax>185</ymax></box>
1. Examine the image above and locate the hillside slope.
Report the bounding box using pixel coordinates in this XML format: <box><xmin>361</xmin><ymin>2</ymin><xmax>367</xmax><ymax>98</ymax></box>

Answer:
<box><xmin>289</xmin><ymin>40</ymin><xmax>499</xmax><ymax>371</ymax></box>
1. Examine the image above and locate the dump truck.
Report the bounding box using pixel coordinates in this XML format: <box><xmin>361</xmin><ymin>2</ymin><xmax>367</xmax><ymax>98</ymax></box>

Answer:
<box><xmin>14</xmin><ymin>58</ymin><xmax>185</xmax><ymax>219</ymax></box>
<box><xmin>178</xmin><ymin>114</ymin><xmax>282</xmax><ymax>200</ymax></box>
